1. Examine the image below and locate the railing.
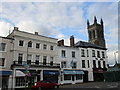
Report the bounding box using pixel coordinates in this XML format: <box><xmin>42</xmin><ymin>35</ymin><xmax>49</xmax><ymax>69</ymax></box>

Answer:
<box><xmin>13</xmin><ymin>61</ymin><xmax>60</xmax><ymax>68</ymax></box>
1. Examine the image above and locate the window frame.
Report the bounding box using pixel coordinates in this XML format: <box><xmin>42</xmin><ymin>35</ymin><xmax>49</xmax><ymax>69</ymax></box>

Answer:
<box><xmin>28</xmin><ymin>41</ymin><xmax>32</xmax><ymax>48</ymax></box>
<box><xmin>43</xmin><ymin>44</ymin><xmax>47</xmax><ymax>50</ymax></box>
<box><xmin>81</xmin><ymin>49</ymin><xmax>85</xmax><ymax>57</ymax></box>
<box><xmin>92</xmin><ymin>50</ymin><xmax>95</xmax><ymax>57</ymax></box>
<box><xmin>36</xmin><ymin>43</ymin><xmax>40</xmax><ymax>49</ymax></box>
<box><xmin>72</xmin><ymin>51</ymin><xmax>75</xmax><ymax>58</ymax></box>
<box><xmin>0</xmin><ymin>58</ymin><xmax>5</xmax><ymax>67</ymax></box>
<box><xmin>61</xmin><ymin>50</ymin><xmax>66</xmax><ymax>58</ymax></box>
<box><xmin>19</xmin><ymin>40</ymin><xmax>24</xmax><ymax>46</ymax></box>
<box><xmin>61</xmin><ymin>61</ymin><xmax>67</xmax><ymax>68</ymax></box>
<box><xmin>0</xmin><ymin>43</ymin><xmax>6</xmax><ymax>52</ymax></box>
<box><xmin>82</xmin><ymin>60</ymin><xmax>85</xmax><ymax>68</ymax></box>
<box><xmin>50</xmin><ymin>45</ymin><xmax>54</xmax><ymax>50</ymax></box>
<box><xmin>43</xmin><ymin>56</ymin><xmax>47</xmax><ymax>65</ymax></box>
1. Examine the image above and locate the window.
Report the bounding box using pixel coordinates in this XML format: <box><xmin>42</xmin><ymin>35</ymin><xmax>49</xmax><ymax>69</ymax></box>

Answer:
<box><xmin>87</xmin><ymin>50</ymin><xmax>89</xmax><ymax>57</ymax></box>
<box><xmin>61</xmin><ymin>50</ymin><xmax>66</xmax><ymax>57</ymax></box>
<box><xmin>43</xmin><ymin>56</ymin><xmax>47</xmax><ymax>65</ymax></box>
<box><xmin>50</xmin><ymin>57</ymin><xmax>53</xmax><ymax>65</ymax></box>
<box><xmin>87</xmin><ymin>60</ymin><xmax>90</xmax><ymax>68</ymax></box>
<box><xmin>82</xmin><ymin>60</ymin><xmax>85</xmax><ymax>68</ymax></box>
<box><xmin>50</xmin><ymin>46</ymin><xmax>54</xmax><ymax>50</ymax></box>
<box><xmin>103</xmin><ymin>61</ymin><xmax>106</xmax><ymax>68</ymax></box>
<box><xmin>19</xmin><ymin>40</ymin><xmax>24</xmax><ymax>46</ymax></box>
<box><xmin>76</xmin><ymin>74</ymin><xmax>82</xmax><ymax>80</ymax></box>
<box><xmin>0</xmin><ymin>43</ymin><xmax>6</xmax><ymax>51</ymax></box>
<box><xmin>72</xmin><ymin>51</ymin><xmax>75</xmax><ymax>58</ymax></box>
<box><xmin>102</xmin><ymin>51</ymin><xmax>105</xmax><ymax>58</ymax></box>
<box><xmin>28</xmin><ymin>41</ymin><xmax>32</xmax><ymax>48</ymax></box>
<box><xmin>35</xmin><ymin>55</ymin><xmax>40</xmax><ymax>64</ymax></box>
<box><xmin>81</xmin><ymin>49</ymin><xmax>85</xmax><ymax>57</ymax></box>
<box><xmin>93</xmin><ymin>60</ymin><xmax>96</xmax><ymax>68</ymax></box>
<box><xmin>18</xmin><ymin>53</ymin><xmax>23</xmax><ymax>64</ymax></box>
<box><xmin>0</xmin><ymin>58</ymin><xmax>5</xmax><ymax>67</ymax></box>
<box><xmin>16</xmin><ymin>77</ymin><xmax>25</xmax><ymax>87</ymax></box>
<box><xmin>64</xmin><ymin>75</ymin><xmax>71</xmax><ymax>80</ymax></box>
<box><xmin>27</xmin><ymin>54</ymin><xmax>32</xmax><ymax>64</ymax></box>
<box><xmin>98</xmin><ymin>61</ymin><xmax>101</xmax><ymax>68</ymax></box>
<box><xmin>61</xmin><ymin>61</ymin><xmax>66</xmax><ymax>68</ymax></box>
<box><xmin>92</xmin><ymin>50</ymin><xmax>95</xmax><ymax>57</ymax></box>
<box><xmin>36</xmin><ymin>43</ymin><xmax>40</xmax><ymax>49</ymax></box>
<box><xmin>72</xmin><ymin>62</ymin><xmax>77</xmax><ymax>68</ymax></box>
<box><xmin>36</xmin><ymin>55</ymin><xmax>40</xmax><ymax>61</ymax></box>
<box><xmin>97</xmin><ymin>51</ymin><xmax>100</xmax><ymax>58</ymax></box>
<box><xmin>43</xmin><ymin>44</ymin><xmax>47</xmax><ymax>50</ymax></box>
<box><xmin>93</xmin><ymin>30</ymin><xmax>95</xmax><ymax>39</ymax></box>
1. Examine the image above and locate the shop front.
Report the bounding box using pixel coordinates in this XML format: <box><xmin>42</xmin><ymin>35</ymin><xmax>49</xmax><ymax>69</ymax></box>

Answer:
<box><xmin>0</xmin><ymin>70</ymin><xmax>12</xmax><ymax>89</ymax></box>
<box><xmin>43</xmin><ymin>70</ymin><xmax>60</xmax><ymax>83</ymax></box>
<box><xmin>61</xmin><ymin>69</ymin><xmax>84</xmax><ymax>84</ymax></box>
<box><xmin>93</xmin><ymin>68</ymin><xmax>107</xmax><ymax>81</ymax></box>
<box><xmin>15</xmin><ymin>69</ymin><xmax>37</xmax><ymax>88</ymax></box>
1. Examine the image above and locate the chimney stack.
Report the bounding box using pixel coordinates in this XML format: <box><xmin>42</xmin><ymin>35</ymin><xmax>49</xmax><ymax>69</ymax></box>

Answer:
<box><xmin>58</xmin><ymin>39</ymin><xmax>64</xmax><ymax>46</ymax></box>
<box><xmin>35</xmin><ymin>32</ymin><xmax>38</xmax><ymax>35</ymax></box>
<box><xmin>14</xmin><ymin>27</ymin><xmax>18</xmax><ymax>31</ymax></box>
<box><xmin>70</xmin><ymin>35</ymin><xmax>74</xmax><ymax>47</ymax></box>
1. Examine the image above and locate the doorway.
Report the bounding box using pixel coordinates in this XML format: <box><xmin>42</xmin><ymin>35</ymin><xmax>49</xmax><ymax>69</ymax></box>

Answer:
<box><xmin>72</xmin><ymin>75</ymin><xmax>75</xmax><ymax>81</ymax></box>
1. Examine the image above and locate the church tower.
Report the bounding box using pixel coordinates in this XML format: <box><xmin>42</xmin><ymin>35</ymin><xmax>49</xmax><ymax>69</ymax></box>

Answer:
<box><xmin>87</xmin><ymin>16</ymin><xmax>106</xmax><ymax>48</ymax></box>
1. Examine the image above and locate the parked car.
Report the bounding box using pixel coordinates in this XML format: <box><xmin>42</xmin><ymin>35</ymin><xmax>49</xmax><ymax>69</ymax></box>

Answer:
<box><xmin>32</xmin><ymin>80</ymin><xmax>59</xmax><ymax>90</ymax></box>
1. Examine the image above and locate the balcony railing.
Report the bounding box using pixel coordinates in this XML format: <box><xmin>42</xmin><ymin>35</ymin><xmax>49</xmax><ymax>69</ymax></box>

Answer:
<box><xmin>13</xmin><ymin>61</ymin><xmax>60</xmax><ymax>68</ymax></box>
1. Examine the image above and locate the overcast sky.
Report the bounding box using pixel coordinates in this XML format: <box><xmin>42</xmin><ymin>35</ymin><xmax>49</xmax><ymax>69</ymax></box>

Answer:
<box><xmin>0</xmin><ymin>0</ymin><xmax>119</xmax><ymax>65</ymax></box>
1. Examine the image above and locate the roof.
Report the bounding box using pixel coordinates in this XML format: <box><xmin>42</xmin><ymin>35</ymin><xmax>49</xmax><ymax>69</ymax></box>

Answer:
<box><xmin>75</xmin><ymin>41</ymin><xmax>107</xmax><ymax>50</ymax></box>
<box><xmin>8</xmin><ymin>29</ymin><xmax>58</xmax><ymax>40</ymax></box>
<box><xmin>0</xmin><ymin>36</ymin><xmax>14</xmax><ymax>40</ymax></box>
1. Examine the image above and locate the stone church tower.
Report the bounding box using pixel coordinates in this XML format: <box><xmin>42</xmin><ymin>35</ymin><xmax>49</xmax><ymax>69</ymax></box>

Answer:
<box><xmin>87</xmin><ymin>16</ymin><xmax>106</xmax><ymax>48</ymax></box>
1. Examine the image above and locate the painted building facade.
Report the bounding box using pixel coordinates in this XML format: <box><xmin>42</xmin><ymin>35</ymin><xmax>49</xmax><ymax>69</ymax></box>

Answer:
<box><xmin>57</xmin><ymin>35</ymin><xmax>107</xmax><ymax>84</ymax></box>
<box><xmin>0</xmin><ymin>36</ymin><xmax>13</xmax><ymax>89</ymax></box>
<box><xmin>8</xmin><ymin>27</ymin><xmax>60</xmax><ymax>89</ymax></box>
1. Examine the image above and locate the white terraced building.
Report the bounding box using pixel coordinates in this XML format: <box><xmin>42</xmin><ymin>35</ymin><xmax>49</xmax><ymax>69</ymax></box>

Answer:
<box><xmin>7</xmin><ymin>27</ymin><xmax>61</xmax><ymax>89</ymax></box>
<box><xmin>57</xmin><ymin>35</ymin><xmax>107</xmax><ymax>84</ymax></box>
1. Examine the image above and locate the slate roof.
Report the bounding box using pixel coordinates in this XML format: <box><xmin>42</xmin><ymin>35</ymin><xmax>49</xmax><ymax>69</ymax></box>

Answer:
<box><xmin>75</xmin><ymin>41</ymin><xmax>107</xmax><ymax>50</ymax></box>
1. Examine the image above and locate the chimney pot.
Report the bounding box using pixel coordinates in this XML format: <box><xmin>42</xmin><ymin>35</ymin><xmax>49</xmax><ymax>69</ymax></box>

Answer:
<box><xmin>14</xmin><ymin>27</ymin><xmax>18</xmax><ymax>31</ymax></box>
<box><xmin>35</xmin><ymin>32</ymin><xmax>38</xmax><ymax>35</ymax></box>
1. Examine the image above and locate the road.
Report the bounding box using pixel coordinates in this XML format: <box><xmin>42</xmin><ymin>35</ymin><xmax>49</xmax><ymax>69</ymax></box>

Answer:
<box><xmin>15</xmin><ymin>82</ymin><xmax>120</xmax><ymax>90</ymax></box>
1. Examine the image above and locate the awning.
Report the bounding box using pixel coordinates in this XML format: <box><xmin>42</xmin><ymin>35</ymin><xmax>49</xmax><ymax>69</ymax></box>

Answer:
<box><xmin>44</xmin><ymin>70</ymin><xmax>60</xmax><ymax>75</ymax></box>
<box><xmin>19</xmin><ymin>69</ymin><xmax>37</xmax><ymax>76</ymax></box>
<box><xmin>0</xmin><ymin>70</ymin><xmax>12</xmax><ymax>76</ymax></box>
<box><xmin>64</xmin><ymin>70</ymin><xmax>84</xmax><ymax>74</ymax></box>
<box><xmin>15</xmin><ymin>70</ymin><xmax>25</xmax><ymax>77</ymax></box>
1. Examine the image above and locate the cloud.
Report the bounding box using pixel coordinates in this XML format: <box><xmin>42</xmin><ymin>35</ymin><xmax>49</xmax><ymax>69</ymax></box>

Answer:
<box><xmin>0</xmin><ymin>21</ymin><xmax>14</xmax><ymax>37</ymax></box>
<box><xmin>0</xmin><ymin>2</ymin><xmax>118</xmax><ymax>65</ymax></box>
<box><xmin>106</xmin><ymin>44</ymin><xmax>118</xmax><ymax>65</ymax></box>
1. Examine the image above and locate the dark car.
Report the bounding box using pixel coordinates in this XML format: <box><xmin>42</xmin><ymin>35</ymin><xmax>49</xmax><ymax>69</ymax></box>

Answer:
<box><xmin>32</xmin><ymin>80</ymin><xmax>59</xmax><ymax>90</ymax></box>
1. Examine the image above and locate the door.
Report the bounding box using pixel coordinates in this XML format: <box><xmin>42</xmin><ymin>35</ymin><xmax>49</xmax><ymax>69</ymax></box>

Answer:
<box><xmin>72</xmin><ymin>75</ymin><xmax>75</xmax><ymax>81</ymax></box>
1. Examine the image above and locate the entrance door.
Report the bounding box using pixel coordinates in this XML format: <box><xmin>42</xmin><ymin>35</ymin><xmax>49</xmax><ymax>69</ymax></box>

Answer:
<box><xmin>72</xmin><ymin>75</ymin><xmax>75</xmax><ymax>81</ymax></box>
<box><xmin>83</xmin><ymin>71</ymin><xmax>88</xmax><ymax>82</ymax></box>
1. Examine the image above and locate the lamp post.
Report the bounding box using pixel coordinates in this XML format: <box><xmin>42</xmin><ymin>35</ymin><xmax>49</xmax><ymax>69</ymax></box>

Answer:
<box><xmin>24</xmin><ymin>41</ymin><xmax>31</xmax><ymax>89</ymax></box>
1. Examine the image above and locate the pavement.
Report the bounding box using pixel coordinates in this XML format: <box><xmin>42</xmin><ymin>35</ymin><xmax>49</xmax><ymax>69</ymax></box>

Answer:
<box><xmin>59</xmin><ymin>81</ymin><xmax>120</xmax><ymax>88</ymax></box>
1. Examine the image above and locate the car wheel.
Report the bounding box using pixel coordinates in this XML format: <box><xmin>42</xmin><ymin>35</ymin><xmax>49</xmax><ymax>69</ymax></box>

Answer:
<box><xmin>54</xmin><ymin>85</ymin><xmax>59</xmax><ymax>88</ymax></box>
<box><xmin>38</xmin><ymin>87</ymin><xmax>42</xmax><ymax>90</ymax></box>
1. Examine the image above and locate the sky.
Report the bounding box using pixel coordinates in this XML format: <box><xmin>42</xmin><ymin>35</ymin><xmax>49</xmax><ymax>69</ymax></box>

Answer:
<box><xmin>0</xmin><ymin>0</ymin><xmax>119</xmax><ymax>65</ymax></box>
